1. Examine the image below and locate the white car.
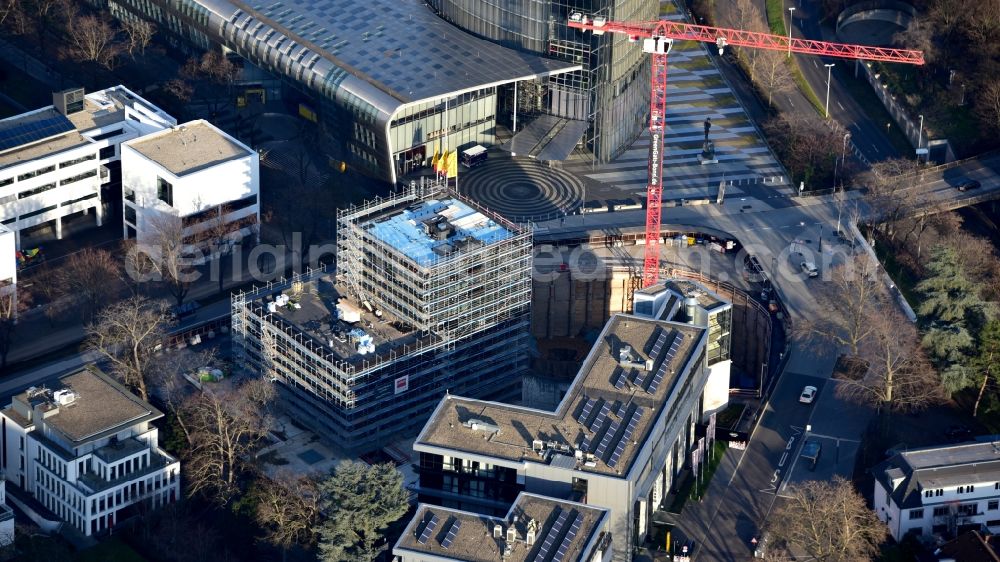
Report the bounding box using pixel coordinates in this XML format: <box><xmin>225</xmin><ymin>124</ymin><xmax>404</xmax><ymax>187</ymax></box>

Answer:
<box><xmin>799</xmin><ymin>386</ymin><xmax>818</xmax><ymax>404</ymax></box>
<box><xmin>800</xmin><ymin>261</ymin><xmax>818</xmax><ymax>278</ymax></box>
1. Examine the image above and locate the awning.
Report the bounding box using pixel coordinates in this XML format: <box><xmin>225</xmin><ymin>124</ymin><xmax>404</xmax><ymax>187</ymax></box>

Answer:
<box><xmin>501</xmin><ymin>115</ymin><xmax>588</xmax><ymax>161</ymax></box>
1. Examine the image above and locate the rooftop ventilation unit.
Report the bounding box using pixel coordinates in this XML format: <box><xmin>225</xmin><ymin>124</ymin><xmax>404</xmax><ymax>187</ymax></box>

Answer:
<box><xmin>464</xmin><ymin>418</ymin><xmax>500</xmax><ymax>435</ymax></box>
<box><xmin>53</xmin><ymin>88</ymin><xmax>85</xmax><ymax>116</ymax></box>
<box><xmin>53</xmin><ymin>389</ymin><xmax>77</xmax><ymax>406</ymax></box>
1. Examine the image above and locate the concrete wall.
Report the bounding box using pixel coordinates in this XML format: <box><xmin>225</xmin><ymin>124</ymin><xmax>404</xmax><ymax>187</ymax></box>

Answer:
<box><xmin>531</xmin><ymin>267</ymin><xmax>635</xmax><ymax>339</ymax></box>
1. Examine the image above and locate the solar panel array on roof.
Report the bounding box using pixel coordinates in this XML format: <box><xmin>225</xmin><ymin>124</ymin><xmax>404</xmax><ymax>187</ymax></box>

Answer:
<box><xmin>608</xmin><ymin>407</ymin><xmax>644</xmax><ymax>468</ymax></box>
<box><xmin>0</xmin><ymin>113</ymin><xmax>74</xmax><ymax>152</ymax></box>
<box><xmin>612</xmin><ymin>367</ymin><xmax>626</xmax><ymax>390</ymax></box>
<box><xmin>593</xmin><ymin>420</ymin><xmax>620</xmax><ymax>460</ymax></box>
<box><xmin>441</xmin><ymin>518</ymin><xmax>461</xmax><ymax>549</ymax></box>
<box><xmin>552</xmin><ymin>512</ymin><xmax>585</xmax><ymax>562</ymax></box>
<box><xmin>633</xmin><ymin>367</ymin><xmax>648</xmax><ymax>390</ymax></box>
<box><xmin>578</xmin><ymin>436</ymin><xmax>590</xmax><ymax>453</ymax></box>
<box><xmin>616</xmin><ymin>401</ymin><xmax>628</xmax><ymax>419</ymax></box>
<box><xmin>588</xmin><ymin>403</ymin><xmax>610</xmax><ymax>433</ymax></box>
<box><xmin>577</xmin><ymin>397</ymin><xmax>596</xmax><ymax>425</ymax></box>
<box><xmin>647</xmin><ymin>334</ymin><xmax>681</xmax><ymax>394</ymax></box>
<box><xmin>532</xmin><ymin>509</ymin><xmax>571</xmax><ymax>562</ymax></box>
<box><xmin>417</xmin><ymin>514</ymin><xmax>439</xmax><ymax>544</ymax></box>
<box><xmin>649</xmin><ymin>329</ymin><xmax>670</xmax><ymax>359</ymax></box>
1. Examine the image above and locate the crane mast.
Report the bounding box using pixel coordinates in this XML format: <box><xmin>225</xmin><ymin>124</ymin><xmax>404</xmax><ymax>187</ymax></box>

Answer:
<box><xmin>568</xmin><ymin>14</ymin><xmax>924</xmax><ymax>287</ymax></box>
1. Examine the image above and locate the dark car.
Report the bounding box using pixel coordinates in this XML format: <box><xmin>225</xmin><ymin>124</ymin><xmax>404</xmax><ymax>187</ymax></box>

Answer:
<box><xmin>957</xmin><ymin>179</ymin><xmax>981</xmax><ymax>192</ymax></box>
<box><xmin>170</xmin><ymin>300</ymin><xmax>201</xmax><ymax>322</ymax></box>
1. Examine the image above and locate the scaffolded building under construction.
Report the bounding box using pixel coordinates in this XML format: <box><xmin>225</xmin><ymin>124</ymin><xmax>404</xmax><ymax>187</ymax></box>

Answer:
<box><xmin>232</xmin><ymin>180</ymin><xmax>531</xmax><ymax>453</ymax></box>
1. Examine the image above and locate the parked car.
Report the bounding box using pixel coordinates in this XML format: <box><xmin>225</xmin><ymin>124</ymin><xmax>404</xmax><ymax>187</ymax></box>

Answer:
<box><xmin>799</xmin><ymin>261</ymin><xmax>818</xmax><ymax>278</ymax></box>
<box><xmin>799</xmin><ymin>385</ymin><xmax>818</xmax><ymax>404</ymax></box>
<box><xmin>957</xmin><ymin>179</ymin><xmax>981</xmax><ymax>192</ymax></box>
<box><xmin>800</xmin><ymin>440</ymin><xmax>822</xmax><ymax>471</ymax></box>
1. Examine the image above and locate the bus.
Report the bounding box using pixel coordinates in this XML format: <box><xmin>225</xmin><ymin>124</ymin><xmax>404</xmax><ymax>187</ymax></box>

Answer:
<box><xmin>461</xmin><ymin>145</ymin><xmax>488</xmax><ymax>168</ymax></box>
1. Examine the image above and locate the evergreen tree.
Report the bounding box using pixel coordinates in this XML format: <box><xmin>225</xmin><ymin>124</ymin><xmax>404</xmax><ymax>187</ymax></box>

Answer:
<box><xmin>915</xmin><ymin>245</ymin><xmax>983</xmax><ymax>324</ymax></box>
<box><xmin>317</xmin><ymin>461</ymin><xmax>409</xmax><ymax>562</ymax></box>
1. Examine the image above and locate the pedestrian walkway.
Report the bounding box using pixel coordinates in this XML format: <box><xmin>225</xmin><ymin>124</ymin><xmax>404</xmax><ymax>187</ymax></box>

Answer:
<box><xmin>562</xmin><ymin>3</ymin><xmax>793</xmax><ymax>205</ymax></box>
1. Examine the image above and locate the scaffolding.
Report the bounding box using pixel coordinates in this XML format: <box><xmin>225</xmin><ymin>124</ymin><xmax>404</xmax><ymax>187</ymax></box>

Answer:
<box><xmin>232</xmin><ymin>184</ymin><xmax>533</xmax><ymax>452</ymax></box>
<box><xmin>337</xmin><ymin>177</ymin><xmax>532</xmax><ymax>340</ymax></box>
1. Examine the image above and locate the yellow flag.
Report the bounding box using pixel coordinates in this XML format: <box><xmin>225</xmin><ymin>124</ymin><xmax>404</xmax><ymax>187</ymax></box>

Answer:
<box><xmin>446</xmin><ymin>150</ymin><xmax>458</xmax><ymax>179</ymax></box>
<box><xmin>431</xmin><ymin>147</ymin><xmax>441</xmax><ymax>173</ymax></box>
<box><xmin>438</xmin><ymin>150</ymin><xmax>449</xmax><ymax>177</ymax></box>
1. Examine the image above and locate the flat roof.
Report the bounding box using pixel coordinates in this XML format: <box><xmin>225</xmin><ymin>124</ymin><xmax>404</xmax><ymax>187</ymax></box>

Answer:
<box><xmin>416</xmin><ymin>314</ymin><xmax>704</xmax><ymax>477</ymax></box>
<box><xmin>9</xmin><ymin>366</ymin><xmax>160</xmax><ymax>444</ymax></box>
<box><xmin>395</xmin><ymin>493</ymin><xmax>607</xmax><ymax>562</ymax></box>
<box><xmin>125</xmin><ymin>120</ymin><xmax>251</xmax><ymax>176</ymax></box>
<box><xmin>252</xmin><ymin>272</ymin><xmax>439</xmax><ymax>366</ymax></box>
<box><xmin>363</xmin><ymin>197</ymin><xmax>513</xmax><ymax>267</ymax></box>
<box><xmin>226</xmin><ymin>0</ymin><xmax>580</xmax><ymax>103</ymax></box>
<box><xmin>663</xmin><ymin>279</ymin><xmax>729</xmax><ymax>311</ymax></box>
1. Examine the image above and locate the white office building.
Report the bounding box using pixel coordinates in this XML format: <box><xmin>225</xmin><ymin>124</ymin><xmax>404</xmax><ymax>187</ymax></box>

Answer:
<box><xmin>0</xmin><ymin>86</ymin><xmax>176</xmax><ymax>249</ymax></box>
<box><xmin>121</xmin><ymin>119</ymin><xmax>259</xmax><ymax>257</ymax></box>
<box><xmin>0</xmin><ymin>365</ymin><xmax>180</xmax><ymax>536</ymax></box>
<box><xmin>0</xmin><ymin>224</ymin><xmax>15</xmax><ymax>310</ymax></box>
<box><xmin>874</xmin><ymin>442</ymin><xmax>1000</xmax><ymax>541</ymax></box>
<box><xmin>415</xmin><ymin>309</ymin><xmax>716</xmax><ymax>561</ymax></box>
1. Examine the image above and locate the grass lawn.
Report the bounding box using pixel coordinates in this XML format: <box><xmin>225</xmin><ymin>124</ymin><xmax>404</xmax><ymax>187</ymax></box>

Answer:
<box><xmin>668</xmin><ymin>441</ymin><xmax>729</xmax><ymax>512</ymax></box>
<box><xmin>77</xmin><ymin>537</ymin><xmax>147</xmax><ymax>562</ymax></box>
<box><xmin>763</xmin><ymin>0</ymin><xmax>824</xmax><ymax>115</ymax></box>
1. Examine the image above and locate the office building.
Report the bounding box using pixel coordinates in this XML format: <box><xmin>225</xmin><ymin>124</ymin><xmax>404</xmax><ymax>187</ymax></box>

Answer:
<box><xmin>0</xmin><ymin>224</ymin><xmax>14</xmax><ymax>313</ymax></box>
<box><xmin>874</xmin><ymin>442</ymin><xmax>1000</xmax><ymax>541</ymax></box>
<box><xmin>231</xmin><ymin>181</ymin><xmax>531</xmax><ymax>453</ymax></box>
<box><xmin>393</xmin><ymin>492</ymin><xmax>612</xmax><ymax>562</ymax></box>
<box><xmin>0</xmin><ymin>366</ymin><xmax>180</xmax><ymax>536</ymax></box>
<box><xmin>0</xmin><ymin>478</ymin><xmax>13</xmax><ymax>547</ymax></box>
<box><xmin>414</xmin><ymin>308</ymin><xmax>715</xmax><ymax>561</ymax></box>
<box><xmin>429</xmin><ymin>0</ymin><xmax>657</xmax><ymax>163</ymax></box>
<box><xmin>0</xmin><ymin>86</ymin><xmax>176</xmax><ymax>249</ymax></box>
<box><xmin>105</xmin><ymin>0</ymin><xmax>581</xmax><ymax>182</ymax></box>
<box><xmin>633</xmin><ymin>278</ymin><xmax>733</xmax><ymax>415</ymax></box>
<box><xmin>121</xmin><ymin>119</ymin><xmax>260</xmax><ymax>255</ymax></box>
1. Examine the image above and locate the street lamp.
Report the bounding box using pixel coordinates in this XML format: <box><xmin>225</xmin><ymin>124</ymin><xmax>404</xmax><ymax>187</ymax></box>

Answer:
<box><xmin>787</xmin><ymin>7</ymin><xmax>796</xmax><ymax>58</ymax></box>
<box><xmin>917</xmin><ymin>114</ymin><xmax>924</xmax><ymax>150</ymax></box>
<box><xmin>824</xmin><ymin>63</ymin><xmax>835</xmax><ymax>118</ymax></box>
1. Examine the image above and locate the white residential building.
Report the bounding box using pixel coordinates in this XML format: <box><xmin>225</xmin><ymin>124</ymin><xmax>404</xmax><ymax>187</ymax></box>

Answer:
<box><xmin>0</xmin><ymin>86</ymin><xmax>175</xmax><ymax>249</ymax></box>
<box><xmin>874</xmin><ymin>442</ymin><xmax>1000</xmax><ymax>541</ymax></box>
<box><xmin>121</xmin><ymin>119</ymin><xmax>259</xmax><ymax>258</ymax></box>
<box><xmin>0</xmin><ymin>365</ymin><xmax>180</xmax><ymax>536</ymax></box>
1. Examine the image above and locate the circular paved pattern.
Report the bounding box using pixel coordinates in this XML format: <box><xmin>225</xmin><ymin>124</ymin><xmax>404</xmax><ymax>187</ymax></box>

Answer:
<box><xmin>460</xmin><ymin>156</ymin><xmax>585</xmax><ymax>222</ymax></box>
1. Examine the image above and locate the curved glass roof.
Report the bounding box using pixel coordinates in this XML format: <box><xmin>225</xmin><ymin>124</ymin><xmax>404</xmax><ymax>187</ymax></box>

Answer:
<box><xmin>226</xmin><ymin>0</ymin><xmax>580</xmax><ymax>104</ymax></box>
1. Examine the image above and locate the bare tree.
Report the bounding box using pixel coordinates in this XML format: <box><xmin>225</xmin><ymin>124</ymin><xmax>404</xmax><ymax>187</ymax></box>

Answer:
<box><xmin>64</xmin><ymin>14</ymin><xmax>122</xmax><ymax>70</ymax></box>
<box><xmin>195</xmin><ymin>204</ymin><xmax>258</xmax><ymax>293</ymax></box>
<box><xmin>862</xmin><ymin>158</ymin><xmax>921</xmax><ymax>243</ymax></box>
<box><xmin>755</xmin><ymin>49</ymin><xmax>793</xmax><ymax>107</ymax></box>
<box><xmin>977</xmin><ymin>78</ymin><xmax>1000</xmax><ymax>134</ymax></box>
<box><xmin>181</xmin><ymin>379</ymin><xmax>275</xmax><ymax>504</ymax></box>
<box><xmin>767</xmin><ymin>476</ymin><xmax>887</xmax><ymax>562</ymax></box>
<box><xmin>53</xmin><ymin>247</ymin><xmax>121</xmax><ymax>321</ymax></box>
<box><xmin>0</xmin><ymin>284</ymin><xmax>30</xmax><ymax>368</ymax></box>
<box><xmin>120</xmin><ymin>17</ymin><xmax>155</xmax><ymax>58</ymax></box>
<box><xmin>253</xmin><ymin>472</ymin><xmax>320</xmax><ymax>561</ymax></box>
<box><xmin>805</xmin><ymin>254</ymin><xmax>886</xmax><ymax>356</ymax></box>
<box><xmin>146</xmin><ymin>214</ymin><xmax>199</xmax><ymax>306</ymax></box>
<box><xmin>837</xmin><ymin>304</ymin><xmax>944</xmax><ymax>413</ymax></box>
<box><xmin>85</xmin><ymin>296</ymin><xmax>167</xmax><ymax>402</ymax></box>
<box><xmin>181</xmin><ymin>51</ymin><xmax>239</xmax><ymax>119</ymax></box>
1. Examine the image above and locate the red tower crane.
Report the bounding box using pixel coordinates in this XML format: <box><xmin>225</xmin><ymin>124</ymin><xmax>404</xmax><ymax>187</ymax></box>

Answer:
<box><xmin>567</xmin><ymin>15</ymin><xmax>924</xmax><ymax>287</ymax></box>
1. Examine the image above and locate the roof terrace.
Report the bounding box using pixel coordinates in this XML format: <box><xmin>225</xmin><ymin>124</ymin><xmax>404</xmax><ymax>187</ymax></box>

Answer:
<box><xmin>416</xmin><ymin>314</ymin><xmax>705</xmax><ymax>477</ymax></box>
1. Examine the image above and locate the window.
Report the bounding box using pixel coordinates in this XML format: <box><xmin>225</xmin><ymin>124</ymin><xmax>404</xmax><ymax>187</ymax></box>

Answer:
<box><xmin>958</xmin><ymin>503</ymin><xmax>978</xmax><ymax>516</ymax></box>
<box><xmin>989</xmin><ymin>519</ymin><xmax>1000</xmax><ymax>527</ymax></box>
<box><xmin>909</xmin><ymin>509</ymin><xmax>924</xmax><ymax>520</ymax></box>
<box><xmin>157</xmin><ymin>177</ymin><xmax>173</xmax><ymax>206</ymax></box>
<box><xmin>60</xmin><ymin>169</ymin><xmax>98</xmax><ymax>185</ymax></box>
<box><xmin>989</xmin><ymin>500</ymin><xmax>998</xmax><ymax>511</ymax></box>
<box><xmin>933</xmin><ymin>506</ymin><xmax>950</xmax><ymax>517</ymax></box>
<box><xmin>924</xmin><ymin>490</ymin><xmax>933</xmax><ymax>498</ymax></box>
<box><xmin>99</xmin><ymin>146</ymin><xmax>115</xmax><ymax>160</ymax></box>
<box><xmin>936</xmin><ymin>489</ymin><xmax>944</xmax><ymax>497</ymax></box>
<box><xmin>89</xmin><ymin>128</ymin><xmax>124</xmax><ymax>142</ymax></box>
<box><xmin>124</xmin><ymin>205</ymin><xmax>136</xmax><ymax>226</ymax></box>
<box><xmin>17</xmin><ymin>165</ymin><xmax>55</xmax><ymax>181</ymax></box>
<box><xmin>59</xmin><ymin>153</ymin><xmax>96</xmax><ymax>168</ymax></box>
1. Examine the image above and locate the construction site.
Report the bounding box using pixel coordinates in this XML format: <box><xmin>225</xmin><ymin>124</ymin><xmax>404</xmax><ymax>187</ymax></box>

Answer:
<box><xmin>231</xmin><ymin>180</ymin><xmax>532</xmax><ymax>453</ymax></box>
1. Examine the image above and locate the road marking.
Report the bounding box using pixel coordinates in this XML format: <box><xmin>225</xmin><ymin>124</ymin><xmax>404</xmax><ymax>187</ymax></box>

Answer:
<box><xmin>812</xmin><ymin>59</ymin><xmax>818</xmax><ymax>69</ymax></box>
<box><xmin>871</xmin><ymin>144</ymin><xmax>880</xmax><ymax>153</ymax></box>
<box><xmin>787</xmin><ymin>97</ymin><xmax>794</xmax><ymax>108</ymax></box>
<box><xmin>837</xmin><ymin>101</ymin><xmax>845</xmax><ymax>111</ymax></box>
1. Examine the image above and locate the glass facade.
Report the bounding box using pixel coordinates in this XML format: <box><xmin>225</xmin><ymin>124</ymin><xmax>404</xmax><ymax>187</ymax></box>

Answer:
<box><xmin>429</xmin><ymin>0</ymin><xmax>657</xmax><ymax>162</ymax></box>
